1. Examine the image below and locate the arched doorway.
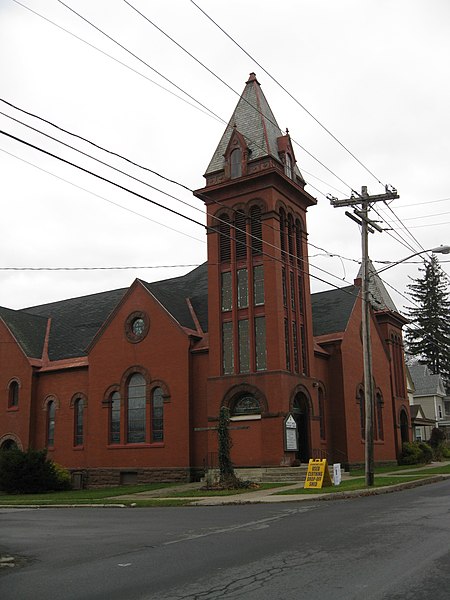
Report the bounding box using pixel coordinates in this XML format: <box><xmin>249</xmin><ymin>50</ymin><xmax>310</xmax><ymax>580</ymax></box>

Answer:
<box><xmin>0</xmin><ymin>439</ymin><xmax>18</xmax><ymax>451</ymax></box>
<box><xmin>292</xmin><ymin>393</ymin><xmax>310</xmax><ymax>462</ymax></box>
<box><xmin>400</xmin><ymin>410</ymin><xmax>409</xmax><ymax>444</ymax></box>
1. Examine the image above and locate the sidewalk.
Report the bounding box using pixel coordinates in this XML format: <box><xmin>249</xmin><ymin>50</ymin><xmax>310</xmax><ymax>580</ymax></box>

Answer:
<box><xmin>111</xmin><ymin>461</ymin><xmax>450</xmax><ymax>506</ymax></box>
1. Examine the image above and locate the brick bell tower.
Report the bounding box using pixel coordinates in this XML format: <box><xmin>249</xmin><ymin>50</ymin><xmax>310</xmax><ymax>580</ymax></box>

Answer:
<box><xmin>194</xmin><ymin>73</ymin><xmax>318</xmax><ymax>467</ymax></box>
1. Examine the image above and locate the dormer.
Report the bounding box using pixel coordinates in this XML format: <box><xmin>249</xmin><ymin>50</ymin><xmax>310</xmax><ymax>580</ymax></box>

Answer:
<box><xmin>223</xmin><ymin>125</ymin><xmax>250</xmax><ymax>180</ymax></box>
<box><xmin>277</xmin><ymin>130</ymin><xmax>297</xmax><ymax>181</ymax></box>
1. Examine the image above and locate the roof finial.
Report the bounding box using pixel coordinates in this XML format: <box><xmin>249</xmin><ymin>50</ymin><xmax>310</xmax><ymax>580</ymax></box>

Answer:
<box><xmin>246</xmin><ymin>72</ymin><xmax>259</xmax><ymax>84</ymax></box>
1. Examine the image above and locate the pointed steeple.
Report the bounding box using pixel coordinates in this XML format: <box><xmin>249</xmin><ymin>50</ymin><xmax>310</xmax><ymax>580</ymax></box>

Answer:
<box><xmin>357</xmin><ymin>260</ymin><xmax>398</xmax><ymax>312</ymax></box>
<box><xmin>205</xmin><ymin>73</ymin><xmax>304</xmax><ymax>184</ymax></box>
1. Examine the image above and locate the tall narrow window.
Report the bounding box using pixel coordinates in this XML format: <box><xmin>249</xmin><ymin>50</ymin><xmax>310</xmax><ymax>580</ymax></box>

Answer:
<box><xmin>47</xmin><ymin>400</ymin><xmax>55</xmax><ymax>447</ymax></box>
<box><xmin>253</xmin><ymin>265</ymin><xmax>264</xmax><ymax>305</ymax></box>
<box><xmin>237</xmin><ymin>268</ymin><xmax>249</xmax><ymax>308</ymax></box>
<box><xmin>74</xmin><ymin>398</ymin><xmax>83</xmax><ymax>446</ymax></box>
<box><xmin>376</xmin><ymin>393</ymin><xmax>384</xmax><ymax>441</ymax></box>
<box><xmin>300</xmin><ymin>325</ymin><xmax>308</xmax><ymax>375</ymax></box>
<box><xmin>151</xmin><ymin>387</ymin><xmax>164</xmax><ymax>442</ymax></box>
<box><xmin>295</xmin><ymin>219</ymin><xmax>303</xmax><ymax>267</ymax></box>
<box><xmin>8</xmin><ymin>381</ymin><xmax>19</xmax><ymax>408</ymax></box>
<box><xmin>221</xmin><ymin>271</ymin><xmax>232</xmax><ymax>311</ymax></box>
<box><xmin>110</xmin><ymin>391</ymin><xmax>120</xmax><ymax>444</ymax></box>
<box><xmin>238</xmin><ymin>319</ymin><xmax>250</xmax><ymax>373</ymax></box>
<box><xmin>292</xmin><ymin>322</ymin><xmax>299</xmax><ymax>373</ymax></box>
<box><xmin>219</xmin><ymin>215</ymin><xmax>231</xmax><ymax>262</ymax></box>
<box><xmin>250</xmin><ymin>206</ymin><xmax>262</xmax><ymax>255</ymax></box>
<box><xmin>235</xmin><ymin>210</ymin><xmax>247</xmax><ymax>260</ymax></box>
<box><xmin>285</xmin><ymin>153</ymin><xmax>293</xmax><ymax>179</ymax></box>
<box><xmin>230</xmin><ymin>148</ymin><xmax>242</xmax><ymax>178</ymax></box>
<box><xmin>222</xmin><ymin>322</ymin><xmax>234</xmax><ymax>375</ymax></box>
<box><xmin>358</xmin><ymin>391</ymin><xmax>365</xmax><ymax>439</ymax></box>
<box><xmin>290</xmin><ymin>271</ymin><xmax>296</xmax><ymax>311</ymax></box>
<box><xmin>127</xmin><ymin>373</ymin><xmax>146</xmax><ymax>443</ymax></box>
<box><xmin>255</xmin><ymin>316</ymin><xmax>267</xmax><ymax>371</ymax></box>
<box><xmin>282</xmin><ymin>268</ymin><xmax>287</xmax><ymax>307</ymax></box>
<box><xmin>319</xmin><ymin>389</ymin><xmax>326</xmax><ymax>440</ymax></box>
<box><xmin>297</xmin><ymin>274</ymin><xmax>304</xmax><ymax>313</ymax></box>
<box><xmin>279</xmin><ymin>208</ymin><xmax>286</xmax><ymax>256</ymax></box>
<box><xmin>287</xmin><ymin>214</ymin><xmax>294</xmax><ymax>261</ymax></box>
<box><xmin>284</xmin><ymin>318</ymin><xmax>291</xmax><ymax>371</ymax></box>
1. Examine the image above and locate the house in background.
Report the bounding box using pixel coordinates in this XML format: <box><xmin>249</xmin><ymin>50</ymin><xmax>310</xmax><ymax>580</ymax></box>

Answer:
<box><xmin>0</xmin><ymin>74</ymin><xmax>411</xmax><ymax>485</ymax></box>
<box><xmin>409</xmin><ymin>363</ymin><xmax>448</xmax><ymax>438</ymax></box>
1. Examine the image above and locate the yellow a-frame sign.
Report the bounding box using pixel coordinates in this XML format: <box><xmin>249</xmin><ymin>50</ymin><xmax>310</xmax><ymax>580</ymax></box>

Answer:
<box><xmin>304</xmin><ymin>458</ymin><xmax>333</xmax><ymax>489</ymax></box>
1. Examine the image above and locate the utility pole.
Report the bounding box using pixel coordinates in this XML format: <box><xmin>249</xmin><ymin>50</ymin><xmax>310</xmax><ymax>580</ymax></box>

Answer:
<box><xmin>329</xmin><ymin>185</ymin><xmax>399</xmax><ymax>486</ymax></box>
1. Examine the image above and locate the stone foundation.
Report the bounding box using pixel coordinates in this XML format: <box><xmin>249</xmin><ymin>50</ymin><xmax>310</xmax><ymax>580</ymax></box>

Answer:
<box><xmin>70</xmin><ymin>467</ymin><xmax>194</xmax><ymax>489</ymax></box>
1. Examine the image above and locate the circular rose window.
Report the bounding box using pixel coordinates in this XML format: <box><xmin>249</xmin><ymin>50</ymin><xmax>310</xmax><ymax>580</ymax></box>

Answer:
<box><xmin>125</xmin><ymin>311</ymin><xmax>149</xmax><ymax>343</ymax></box>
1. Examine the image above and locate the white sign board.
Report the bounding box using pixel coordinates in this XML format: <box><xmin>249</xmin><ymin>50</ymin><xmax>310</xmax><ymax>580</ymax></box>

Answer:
<box><xmin>284</xmin><ymin>414</ymin><xmax>298</xmax><ymax>451</ymax></box>
<box><xmin>333</xmin><ymin>463</ymin><xmax>342</xmax><ymax>486</ymax></box>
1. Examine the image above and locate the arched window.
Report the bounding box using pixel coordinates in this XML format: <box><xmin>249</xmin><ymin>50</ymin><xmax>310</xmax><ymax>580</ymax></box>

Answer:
<box><xmin>127</xmin><ymin>373</ymin><xmax>146</xmax><ymax>443</ymax></box>
<box><xmin>287</xmin><ymin>214</ymin><xmax>294</xmax><ymax>261</ymax></box>
<box><xmin>230</xmin><ymin>148</ymin><xmax>242</xmax><ymax>178</ymax></box>
<box><xmin>8</xmin><ymin>380</ymin><xmax>19</xmax><ymax>408</ymax></box>
<box><xmin>235</xmin><ymin>210</ymin><xmax>247</xmax><ymax>260</ymax></box>
<box><xmin>47</xmin><ymin>400</ymin><xmax>55</xmax><ymax>447</ymax></box>
<box><xmin>250</xmin><ymin>205</ymin><xmax>262</xmax><ymax>255</ymax></box>
<box><xmin>219</xmin><ymin>214</ymin><xmax>231</xmax><ymax>263</ymax></box>
<box><xmin>400</xmin><ymin>409</ymin><xmax>409</xmax><ymax>444</ymax></box>
<box><xmin>151</xmin><ymin>387</ymin><xmax>164</xmax><ymax>442</ymax></box>
<box><xmin>110</xmin><ymin>391</ymin><xmax>121</xmax><ymax>444</ymax></box>
<box><xmin>74</xmin><ymin>398</ymin><xmax>84</xmax><ymax>446</ymax></box>
<box><xmin>358</xmin><ymin>389</ymin><xmax>365</xmax><ymax>439</ymax></box>
<box><xmin>295</xmin><ymin>219</ymin><xmax>303</xmax><ymax>266</ymax></box>
<box><xmin>231</xmin><ymin>395</ymin><xmax>261</xmax><ymax>417</ymax></box>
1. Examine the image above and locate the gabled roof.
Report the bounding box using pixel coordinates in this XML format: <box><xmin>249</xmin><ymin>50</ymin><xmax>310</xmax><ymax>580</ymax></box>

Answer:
<box><xmin>409</xmin><ymin>363</ymin><xmax>447</xmax><ymax>397</ymax></box>
<box><xmin>311</xmin><ymin>285</ymin><xmax>359</xmax><ymax>337</ymax></box>
<box><xmin>1</xmin><ymin>264</ymin><xmax>209</xmax><ymax>362</ymax></box>
<box><xmin>0</xmin><ymin>306</ymin><xmax>48</xmax><ymax>359</ymax></box>
<box><xmin>141</xmin><ymin>263</ymin><xmax>208</xmax><ymax>333</ymax></box>
<box><xmin>24</xmin><ymin>288</ymin><xmax>128</xmax><ymax>361</ymax></box>
<box><xmin>357</xmin><ymin>260</ymin><xmax>397</xmax><ymax>312</ymax></box>
<box><xmin>205</xmin><ymin>73</ymin><xmax>303</xmax><ymax>181</ymax></box>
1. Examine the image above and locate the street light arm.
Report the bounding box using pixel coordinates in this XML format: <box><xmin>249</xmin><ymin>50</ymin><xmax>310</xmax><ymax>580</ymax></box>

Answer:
<box><xmin>376</xmin><ymin>245</ymin><xmax>450</xmax><ymax>274</ymax></box>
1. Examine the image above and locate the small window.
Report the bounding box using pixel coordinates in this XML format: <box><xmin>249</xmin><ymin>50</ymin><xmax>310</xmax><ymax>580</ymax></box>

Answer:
<box><xmin>8</xmin><ymin>381</ymin><xmax>19</xmax><ymax>408</ymax></box>
<box><xmin>237</xmin><ymin>268</ymin><xmax>249</xmax><ymax>309</ymax></box>
<box><xmin>231</xmin><ymin>395</ymin><xmax>261</xmax><ymax>416</ymax></box>
<box><xmin>221</xmin><ymin>272</ymin><xmax>232</xmax><ymax>311</ymax></box>
<box><xmin>47</xmin><ymin>400</ymin><xmax>55</xmax><ymax>447</ymax></box>
<box><xmin>151</xmin><ymin>388</ymin><xmax>164</xmax><ymax>442</ymax></box>
<box><xmin>253</xmin><ymin>265</ymin><xmax>264</xmax><ymax>305</ymax></box>
<box><xmin>74</xmin><ymin>398</ymin><xmax>84</xmax><ymax>446</ymax></box>
<box><xmin>438</xmin><ymin>405</ymin><xmax>443</xmax><ymax>419</ymax></box>
<box><xmin>230</xmin><ymin>148</ymin><xmax>242</xmax><ymax>179</ymax></box>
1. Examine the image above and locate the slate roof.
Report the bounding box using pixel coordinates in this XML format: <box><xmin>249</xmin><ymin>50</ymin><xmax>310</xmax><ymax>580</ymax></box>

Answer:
<box><xmin>205</xmin><ymin>73</ymin><xmax>304</xmax><ymax>181</ymax></box>
<box><xmin>141</xmin><ymin>263</ymin><xmax>208</xmax><ymax>333</ymax></box>
<box><xmin>24</xmin><ymin>288</ymin><xmax>128</xmax><ymax>361</ymax></box>
<box><xmin>0</xmin><ymin>264</ymin><xmax>209</xmax><ymax>362</ymax></box>
<box><xmin>409</xmin><ymin>363</ymin><xmax>446</xmax><ymax>397</ymax></box>
<box><xmin>357</xmin><ymin>260</ymin><xmax>397</xmax><ymax>312</ymax></box>
<box><xmin>311</xmin><ymin>285</ymin><xmax>358</xmax><ymax>337</ymax></box>
<box><xmin>0</xmin><ymin>306</ymin><xmax>48</xmax><ymax>359</ymax></box>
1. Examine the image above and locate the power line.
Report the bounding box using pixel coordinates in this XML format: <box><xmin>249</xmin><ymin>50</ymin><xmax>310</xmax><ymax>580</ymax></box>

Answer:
<box><xmin>0</xmin><ymin>264</ymin><xmax>200</xmax><ymax>271</ymax></box>
<box><xmin>190</xmin><ymin>0</ymin><xmax>386</xmax><ymax>189</ymax></box>
<box><xmin>0</xmin><ymin>128</ymin><xmax>360</xmax><ymax>296</ymax></box>
<box><xmin>10</xmin><ymin>0</ymin><xmax>222</xmax><ymax>123</ymax></box>
<box><xmin>394</xmin><ymin>197</ymin><xmax>450</xmax><ymax>209</ymax></box>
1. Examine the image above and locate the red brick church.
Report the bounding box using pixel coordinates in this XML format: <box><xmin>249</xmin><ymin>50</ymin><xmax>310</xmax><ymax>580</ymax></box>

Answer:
<box><xmin>0</xmin><ymin>74</ymin><xmax>411</xmax><ymax>486</ymax></box>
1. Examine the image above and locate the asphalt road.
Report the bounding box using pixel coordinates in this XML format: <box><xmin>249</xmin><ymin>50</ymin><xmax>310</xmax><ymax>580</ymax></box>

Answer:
<box><xmin>1</xmin><ymin>480</ymin><xmax>450</xmax><ymax>599</ymax></box>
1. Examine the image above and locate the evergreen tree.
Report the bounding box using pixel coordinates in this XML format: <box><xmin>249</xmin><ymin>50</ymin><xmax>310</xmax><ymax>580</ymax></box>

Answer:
<box><xmin>405</xmin><ymin>255</ymin><xmax>450</xmax><ymax>391</ymax></box>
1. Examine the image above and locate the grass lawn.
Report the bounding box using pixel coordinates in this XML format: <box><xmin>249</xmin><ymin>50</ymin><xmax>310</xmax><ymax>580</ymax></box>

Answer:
<box><xmin>400</xmin><ymin>464</ymin><xmax>450</xmax><ymax>476</ymax></box>
<box><xmin>163</xmin><ymin>482</ymin><xmax>292</xmax><ymax>498</ymax></box>
<box><xmin>274</xmin><ymin>475</ymin><xmax>430</xmax><ymax>495</ymax></box>
<box><xmin>349</xmin><ymin>464</ymin><xmax>424</xmax><ymax>476</ymax></box>
<box><xmin>0</xmin><ymin>483</ymin><xmax>180</xmax><ymax>506</ymax></box>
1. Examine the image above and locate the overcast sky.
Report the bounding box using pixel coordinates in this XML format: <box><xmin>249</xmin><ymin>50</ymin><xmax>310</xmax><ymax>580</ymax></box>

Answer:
<box><xmin>1</xmin><ymin>0</ymin><xmax>449</xmax><ymax>313</ymax></box>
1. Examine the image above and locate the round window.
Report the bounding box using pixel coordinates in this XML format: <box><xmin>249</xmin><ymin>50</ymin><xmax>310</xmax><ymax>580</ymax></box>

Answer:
<box><xmin>125</xmin><ymin>312</ymin><xmax>149</xmax><ymax>343</ymax></box>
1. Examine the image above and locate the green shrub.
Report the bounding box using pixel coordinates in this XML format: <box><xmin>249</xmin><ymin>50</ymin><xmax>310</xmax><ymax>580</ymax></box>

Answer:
<box><xmin>442</xmin><ymin>446</ymin><xmax>450</xmax><ymax>459</ymax></box>
<box><xmin>398</xmin><ymin>441</ymin><xmax>432</xmax><ymax>465</ymax></box>
<box><xmin>428</xmin><ymin>428</ymin><xmax>447</xmax><ymax>461</ymax></box>
<box><xmin>0</xmin><ymin>448</ymin><xmax>72</xmax><ymax>494</ymax></box>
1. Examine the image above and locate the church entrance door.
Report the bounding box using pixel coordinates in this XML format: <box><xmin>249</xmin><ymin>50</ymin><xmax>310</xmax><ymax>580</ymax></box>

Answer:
<box><xmin>292</xmin><ymin>393</ymin><xmax>310</xmax><ymax>463</ymax></box>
